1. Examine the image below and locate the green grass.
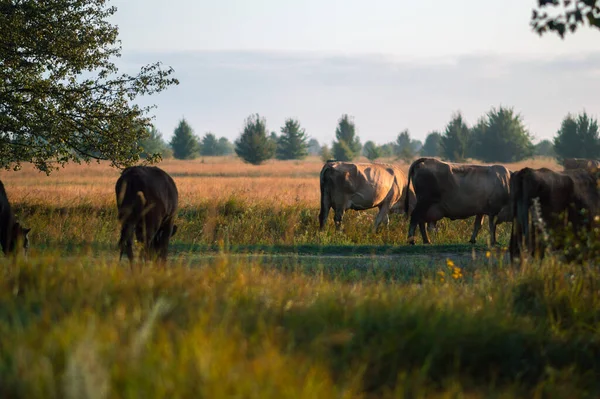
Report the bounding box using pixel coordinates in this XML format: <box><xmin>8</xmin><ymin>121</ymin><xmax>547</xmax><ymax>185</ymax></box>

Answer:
<box><xmin>1</xmin><ymin>254</ymin><xmax>599</xmax><ymax>398</ymax></box>
<box><xmin>15</xmin><ymin>199</ymin><xmax>512</xmax><ymax>250</ymax></box>
<box><xmin>5</xmin><ymin>197</ymin><xmax>598</xmax><ymax>397</ymax></box>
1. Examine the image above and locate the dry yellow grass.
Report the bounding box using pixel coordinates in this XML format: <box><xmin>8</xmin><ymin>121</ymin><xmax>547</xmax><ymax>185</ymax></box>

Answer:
<box><xmin>0</xmin><ymin>156</ymin><xmax>561</xmax><ymax>209</ymax></box>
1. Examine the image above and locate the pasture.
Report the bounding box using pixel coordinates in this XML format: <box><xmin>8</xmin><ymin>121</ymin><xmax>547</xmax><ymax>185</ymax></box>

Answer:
<box><xmin>3</xmin><ymin>156</ymin><xmax>599</xmax><ymax>398</ymax></box>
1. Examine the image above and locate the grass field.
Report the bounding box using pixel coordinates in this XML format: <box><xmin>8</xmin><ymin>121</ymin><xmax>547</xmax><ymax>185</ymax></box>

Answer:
<box><xmin>3</xmin><ymin>155</ymin><xmax>598</xmax><ymax>398</ymax></box>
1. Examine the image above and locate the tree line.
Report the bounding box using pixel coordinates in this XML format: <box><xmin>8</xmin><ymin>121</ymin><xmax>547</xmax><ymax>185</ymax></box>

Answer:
<box><xmin>145</xmin><ymin>107</ymin><xmax>600</xmax><ymax>165</ymax></box>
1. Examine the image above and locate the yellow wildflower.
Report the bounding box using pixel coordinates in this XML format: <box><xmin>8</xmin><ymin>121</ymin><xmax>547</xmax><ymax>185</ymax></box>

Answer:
<box><xmin>486</xmin><ymin>251</ymin><xmax>491</xmax><ymax>258</ymax></box>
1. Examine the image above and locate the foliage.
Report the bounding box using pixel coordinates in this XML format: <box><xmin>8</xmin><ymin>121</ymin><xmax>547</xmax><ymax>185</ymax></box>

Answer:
<box><xmin>534</xmin><ymin>139</ymin><xmax>556</xmax><ymax>157</ymax></box>
<box><xmin>139</xmin><ymin>126</ymin><xmax>172</xmax><ymax>159</ymax></box>
<box><xmin>531</xmin><ymin>0</ymin><xmax>600</xmax><ymax>38</ymax></box>
<box><xmin>553</xmin><ymin>111</ymin><xmax>600</xmax><ymax>162</ymax></box>
<box><xmin>235</xmin><ymin>114</ymin><xmax>276</xmax><ymax>165</ymax></box>
<box><xmin>307</xmin><ymin>138</ymin><xmax>321</xmax><ymax>156</ymax></box>
<box><xmin>320</xmin><ymin>145</ymin><xmax>332</xmax><ymax>162</ymax></box>
<box><xmin>421</xmin><ymin>132</ymin><xmax>442</xmax><ymax>157</ymax></box>
<box><xmin>394</xmin><ymin>130</ymin><xmax>414</xmax><ymax>162</ymax></box>
<box><xmin>200</xmin><ymin>133</ymin><xmax>220</xmax><ymax>156</ymax></box>
<box><xmin>0</xmin><ymin>0</ymin><xmax>178</xmax><ymax>174</ymax></box>
<box><xmin>362</xmin><ymin>141</ymin><xmax>381</xmax><ymax>161</ymax></box>
<box><xmin>332</xmin><ymin>114</ymin><xmax>361</xmax><ymax>161</ymax></box>
<box><xmin>216</xmin><ymin>137</ymin><xmax>235</xmax><ymax>156</ymax></box>
<box><xmin>170</xmin><ymin>119</ymin><xmax>199</xmax><ymax>160</ymax></box>
<box><xmin>378</xmin><ymin>143</ymin><xmax>396</xmax><ymax>158</ymax></box>
<box><xmin>469</xmin><ymin>107</ymin><xmax>534</xmax><ymax>163</ymax></box>
<box><xmin>276</xmin><ymin>119</ymin><xmax>309</xmax><ymax>160</ymax></box>
<box><xmin>440</xmin><ymin>112</ymin><xmax>471</xmax><ymax>162</ymax></box>
<box><xmin>410</xmin><ymin>139</ymin><xmax>423</xmax><ymax>154</ymax></box>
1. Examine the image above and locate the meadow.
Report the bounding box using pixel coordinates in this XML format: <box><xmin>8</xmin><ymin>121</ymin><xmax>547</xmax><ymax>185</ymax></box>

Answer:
<box><xmin>3</xmin><ymin>155</ymin><xmax>598</xmax><ymax>398</ymax></box>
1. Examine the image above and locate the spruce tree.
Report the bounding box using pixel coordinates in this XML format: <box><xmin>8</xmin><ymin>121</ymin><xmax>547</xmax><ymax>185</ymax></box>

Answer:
<box><xmin>200</xmin><ymin>132</ymin><xmax>219</xmax><ymax>156</ymax></box>
<box><xmin>553</xmin><ymin>112</ymin><xmax>600</xmax><ymax>162</ymax></box>
<box><xmin>234</xmin><ymin>114</ymin><xmax>276</xmax><ymax>165</ymax></box>
<box><xmin>363</xmin><ymin>141</ymin><xmax>381</xmax><ymax>161</ymax></box>
<box><xmin>170</xmin><ymin>118</ymin><xmax>199</xmax><ymax>160</ymax></box>
<box><xmin>276</xmin><ymin>118</ymin><xmax>309</xmax><ymax>160</ymax></box>
<box><xmin>332</xmin><ymin>114</ymin><xmax>361</xmax><ymax>161</ymax></box>
<box><xmin>440</xmin><ymin>112</ymin><xmax>471</xmax><ymax>162</ymax></box>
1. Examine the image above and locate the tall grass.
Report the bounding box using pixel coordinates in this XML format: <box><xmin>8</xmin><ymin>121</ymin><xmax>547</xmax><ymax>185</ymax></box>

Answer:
<box><xmin>1</xmin><ymin>254</ymin><xmax>599</xmax><ymax>398</ymax></box>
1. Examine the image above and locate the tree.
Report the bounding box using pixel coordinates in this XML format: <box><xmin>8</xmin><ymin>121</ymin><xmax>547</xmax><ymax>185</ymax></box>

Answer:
<box><xmin>276</xmin><ymin>118</ymin><xmax>309</xmax><ymax>160</ymax></box>
<box><xmin>170</xmin><ymin>119</ymin><xmax>199</xmax><ymax>160</ymax></box>
<box><xmin>363</xmin><ymin>141</ymin><xmax>381</xmax><ymax>161</ymax></box>
<box><xmin>235</xmin><ymin>114</ymin><xmax>276</xmax><ymax>165</ymax></box>
<box><xmin>470</xmin><ymin>107</ymin><xmax>534</xmax><ymax>163</ymax></box>
<box><xmin>534</xmin><ymin>139</ymin><xmax>556</xmax><ymax>158</ymax></box>
<box><xmin>441</xmin><ymin>112</ymin><xmax>471</xmax><ymax>162</ymax></box>
<box><xmin>531</xmin><ymin>0</ymin><xmax>600</xmax><ymax>38</ymax></box>
<box><xmin>0</xmin><ymin>0</ymin><xmax>178</xmax><ymax>174</ymax></box>
<box><xmin>308</xmin><ymin>138</ymin><xmax>321</xmax><ymax>155</ymax></box>
<box><xmin>320</xmin><ymin>145</ymin><xmax>332</xmax><ymax>162</ymax></box>
<box><xmin>395</xmin><ymin>130</ymin><xmax>414</xmax><ymax>162</ymax></box>
<box><xmin>332</xmin><ymin>114</ymin><xmax>361</xmax><ymax>161</ymax></box>
<box><xmin>139</xmin><ymin>126</ymin><xmax>171</xmax><ymax>159</ymax></box>
<box><xmin>378</xmin><ymin>143</ymin><xmax>396</xmax><ymax>158</ymax></box>
<box><xmin>421</xmin><ymin>132</ymin><xmax>442</xmax><ymax>157</ymax></box>
<box><xmin>553</xmin><ymin>111</ymin><xmax>600</xmax><ymax>162</ymax></box>
<box><xmin>411</xmin><ymin>139</ymin><xmax>423</xmax><ymax>154</ymax></box>
<box><xmin>216</xmin><ymin>137</ymin><xmax>234</xmax><ymax>156</ymax></box>
<box><xmin>200</xmin><ymin>133</ymin><xmax>219</xmax><ymax>156</ymax></box>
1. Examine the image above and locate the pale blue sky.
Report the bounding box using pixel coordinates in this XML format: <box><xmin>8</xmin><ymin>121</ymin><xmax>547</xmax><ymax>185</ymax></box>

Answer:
<box><xmin>109</xmin><ymin>0</ymin><xmax>600</xmax><ymax>145</ymax></box>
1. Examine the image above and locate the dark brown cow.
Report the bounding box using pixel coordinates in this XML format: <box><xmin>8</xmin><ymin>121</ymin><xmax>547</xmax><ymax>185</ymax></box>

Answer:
<box><xmin>115</xmin><ymin>166</ymin><xmax>179</xmax><ymax>266</ymax></box>
<box><xmin>319</xmin><ymin>161</ymin><xmax>420</xmax><ymax>232</ymax></box>
<box><xmin>404</xmin><ymin>157</ymin><xmax>512</xmax><ymax>245</ymax></box>
<box><xmin>509</xmin><ymin>167</ymin><xmax>600</xmax><ymax>263</ymax></box>
<box><xmin>0</xmin><ymin>180</ymin><xmax>30</xmax><ymax>256</ymax></box>
<box><xmin>563</xmin><ymin>158</ymin><xmax>600</xmax><ymax>171</ymax></box>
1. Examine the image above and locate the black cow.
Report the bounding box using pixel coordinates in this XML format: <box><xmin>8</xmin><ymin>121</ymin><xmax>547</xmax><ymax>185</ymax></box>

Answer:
<box><xmin>115</xmin><ymin>166</ymin><xmax>179</xmax><ymax>266</ymax></box>
<box><xmin>0</xmin><ymin>180</ymin><xmax>30</xmax><ymax>256</ymax></box>
<box><xmin>509</xmin><ymin>167</ymin><xmax>600</xmax><ymax>263</ymax></box>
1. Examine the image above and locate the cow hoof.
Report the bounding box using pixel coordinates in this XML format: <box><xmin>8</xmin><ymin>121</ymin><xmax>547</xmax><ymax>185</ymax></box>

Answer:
<box><xmin>469</xmin><ymin>239</ymin><xmax>476</xmax><ymax>244</ymax></box>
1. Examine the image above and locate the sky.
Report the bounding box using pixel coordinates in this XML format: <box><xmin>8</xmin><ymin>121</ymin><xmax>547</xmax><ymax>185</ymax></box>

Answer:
<box><xmin>108</xmin><ymin>0</ymin><xmax>600</xmax><ymax>145</ymax></box>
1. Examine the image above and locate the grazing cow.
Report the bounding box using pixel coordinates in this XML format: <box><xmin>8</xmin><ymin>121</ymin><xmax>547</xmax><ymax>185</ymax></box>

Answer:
<box><xmin>509</xmin><ymin>167</ymin><xmax>600</xmax><ymax>262</ymax></box>
<box><xmin>0</xmin><ymin>180</ymin><xmax>30</xmax><ymax>256</ymax></box>
<box><xmin>563</xmin><ymin>158</ymin><xmax>600</xmax><ymax>171</ymax></box>
<box><xmin>115</xmin><ymin>166</ymin><xmax>179</xmax><ymax>266</ymax></box>
<box><xmin>319</xmin><ymin>161</ymin><xmax>420</xmax><ymax>232</ymax></box>
<box><xmin>404</xmin><ymin>157</ymin><xmax>512</xmax><ymax>245</ymax></box>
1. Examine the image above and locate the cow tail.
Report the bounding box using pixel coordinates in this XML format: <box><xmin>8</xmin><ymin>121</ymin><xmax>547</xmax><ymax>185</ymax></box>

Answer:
<box><xmin>319</xmin><ymin>163</ymin><xmax>333</xmax><ymax>228</ymax></box>
<box><xmin>404</xmin><ymin>158</ymin><xmax>426</xmax><ymax>214</ymax></box>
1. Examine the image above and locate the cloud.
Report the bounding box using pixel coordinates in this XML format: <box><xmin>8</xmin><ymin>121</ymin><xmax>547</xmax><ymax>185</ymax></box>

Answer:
<box><xmin>117</xmin><ymin>50</ymin><xmax>600</xmax><ymax>144</ymax></box>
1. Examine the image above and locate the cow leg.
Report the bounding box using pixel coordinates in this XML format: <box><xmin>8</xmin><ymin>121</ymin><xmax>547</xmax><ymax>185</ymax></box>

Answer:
<box><xmin>488</xmin><ymin>214</ymin><xmax>497</xmax><ymax>246</ymax></box>
<box><xmin>469</xmin><ymin>214</ymin><xmax>484</xmax><ymax>244</ymax></box>
<box><xmin>374</xmin><ymin>205</ymin><xmax>390</xmax><ymax>233</ymax></box>
<box><xmin>408</xmin><ymin>201</ymin><xmax>432</xmax><ymax>245</ymax></box>
<box><xmin>319</xmin><ymin>199</ymin><xmax>331</xmax><ymax>231</ymax></box>
<box><xmin>119</xmin><ymin>224</ymin><xmax>135</xmax><ymax>264</ymax></box>
<box><xmin>419</xmin><ymin>222</ymin><xmax>431</xmax><ymax>244</ymax></box>
<box><xmin>154</xmin><ymin>221</ymin><xmax>174</xmax><ymax>267</ymax></box>
<box><xmin>334</xmin><ymin>208</ymin><xmax>344</xmax><ymax>231</ymax></box>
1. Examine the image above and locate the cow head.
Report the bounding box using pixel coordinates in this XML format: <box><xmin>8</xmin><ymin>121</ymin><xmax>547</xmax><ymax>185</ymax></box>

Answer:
<box><xmin>6</xmin><ymin>222</ymin><xmax>30</xmax><ymax>256</ymax></box>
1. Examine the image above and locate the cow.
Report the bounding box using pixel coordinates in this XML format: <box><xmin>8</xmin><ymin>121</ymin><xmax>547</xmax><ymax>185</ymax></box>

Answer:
<box><xmin>0</xmin><ymin>180</ymin><xmax>30</xmax><ymax>256</ymax></box>
<box><xmin>509</xmin><ymin>167</ymin><xmax>600</xmax><ymax>263</ymax></box>
<box><xmin>319</xmin><ymin>161</ymin><xmax>422</xmax><ymax>233</ymax></box>
<box><xmin>563</xmin><ymin>158</ymin><xmax>600</xmax><ymax>171</ymax></box>
<box><xmin>404</xmin><ymin>157</ymin><xmax>512</xmax><ymax>246</ymax></box>
<box><xmin>115</xmin><ymin>166</ymin><xmax>179</xmax><ymax>266</ymax></box>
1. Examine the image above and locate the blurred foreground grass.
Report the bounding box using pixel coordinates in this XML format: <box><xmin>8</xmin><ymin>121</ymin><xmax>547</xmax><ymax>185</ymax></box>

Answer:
<box><xmin>1</xmin><ymin>254</ymin><xmax>599</xmax><ymax>398</ymax></box>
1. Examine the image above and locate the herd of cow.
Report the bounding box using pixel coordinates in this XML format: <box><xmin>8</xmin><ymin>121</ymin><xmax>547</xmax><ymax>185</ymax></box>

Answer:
<box><xmin>0</xmin><ymin>157</ymin><xmax>599</xmax><ymax>265</ymax></box>
<box><xmin>319</xmin><ymin>157</ymin><xmax>600</xmax><ymax>263</ymax></box>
